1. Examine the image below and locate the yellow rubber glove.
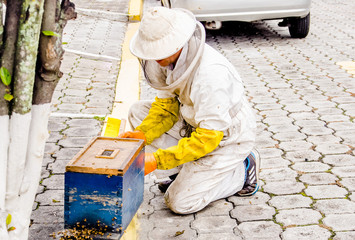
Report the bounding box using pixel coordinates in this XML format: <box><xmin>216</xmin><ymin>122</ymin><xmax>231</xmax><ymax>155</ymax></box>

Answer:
<box><xmin>144</xmin><ymin>153</ymin><xmax>157</xmax><ymax>175</ymax></box>
<box><xmin>155</xmin><ymin>127</ymin><xmax>224</xmax><ymax>170</ymax></box>
<box><xmin>118</xmin><ymin>130</ymin><xmax>147</xmax><ymax>145</ymax></box>
<box><xmin>135</xmin><ymin>97</ymin><xmax>179</xmax><ymax>145</ymax></box>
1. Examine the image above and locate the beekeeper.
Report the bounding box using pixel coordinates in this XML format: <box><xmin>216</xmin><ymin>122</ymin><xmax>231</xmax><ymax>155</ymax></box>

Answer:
<box><xmin>119</xmin><ymin>6</ymin><xmax>259</xmax><ymax>214</ymax></box>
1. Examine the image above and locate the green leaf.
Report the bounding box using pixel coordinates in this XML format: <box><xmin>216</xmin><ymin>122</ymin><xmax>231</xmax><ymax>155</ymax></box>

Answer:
<box><xmin>42</xmin><ymin>30</ymin><xmax>60</xmax><ymax>37</ymax></box>
<box><xmin>0</xmin><ymin>67</ymin><xmax>11</xmax><ymax>86</ymax></box>
<box><xmin>7</xmin><ymin>226</ymin><xmax>16</xmax><ymax>232</ymax></box>
<box><xmin>6</xmin><ymin>214</ymin><xmax>11</xmax><ymax>226</ymax></box>
<box><xmin>4</xmin><ymin>94</ymin><xmax>13</xmax><ymax>101</ymax></box>
<box><xmin>62</xmin><ymin>42</ymin><xmax>68</xmax><ymax>45</ymax></box>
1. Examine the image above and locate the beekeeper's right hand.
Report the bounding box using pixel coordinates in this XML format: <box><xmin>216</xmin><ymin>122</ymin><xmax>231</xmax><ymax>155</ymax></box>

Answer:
<box><xmin>118</xmin><ymin>130</ymin><xmax>147</xmax><ymax>145</ymax></box>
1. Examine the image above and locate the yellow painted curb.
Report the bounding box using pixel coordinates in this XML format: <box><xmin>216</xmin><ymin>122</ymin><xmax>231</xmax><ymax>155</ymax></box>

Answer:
<box><xmin>110</xmin><ymin>22</ymin><xmax>141</xmax><ymax>126</ymax></box>
<box><xmin>101</xmin><ymin>0</ymin><xmax>143</xmax><ymax>239</ymax></box>
<box><xmin>129</xmin><ymin>0</ymin><xmax>143</xmax><ymax>21</ymax></box>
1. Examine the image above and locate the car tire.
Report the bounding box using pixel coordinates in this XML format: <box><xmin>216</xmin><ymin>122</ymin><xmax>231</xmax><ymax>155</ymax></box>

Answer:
<box><xmin>288</xmin><ymin>13</ymin><xmax>310</xmax><ymax>38</ymax></box>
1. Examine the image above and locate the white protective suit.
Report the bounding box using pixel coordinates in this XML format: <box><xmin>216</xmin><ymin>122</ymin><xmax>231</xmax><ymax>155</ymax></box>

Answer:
<box><xmin>128</xmin><ymin>21</ymin><xmax>256</xmax><ymax>214</ymax></box>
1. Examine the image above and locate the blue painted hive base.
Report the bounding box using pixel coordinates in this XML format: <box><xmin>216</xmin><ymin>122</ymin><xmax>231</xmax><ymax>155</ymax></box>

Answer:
<box><xmin>64</xmin><ymin>137</ymin><xmax>145</xmax><ymax>238</ymax></box>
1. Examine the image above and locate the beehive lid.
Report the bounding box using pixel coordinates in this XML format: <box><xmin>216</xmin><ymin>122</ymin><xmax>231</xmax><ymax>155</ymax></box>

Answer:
<box><xmin>66</xmin><ymin>137</ymin><xmax>144</xmax><ymax>176</ymax></box>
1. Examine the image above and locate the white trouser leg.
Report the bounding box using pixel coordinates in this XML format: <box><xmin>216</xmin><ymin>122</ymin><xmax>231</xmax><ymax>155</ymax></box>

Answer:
<box><xmin>164</xmin><ymin>141</ymin><xmax>252</xmax><ymax>214</ymax></box>
<box><xmin>128</xmin><ymin>100</ymin><xmax>253</xmax><ymax>214</ymax></box>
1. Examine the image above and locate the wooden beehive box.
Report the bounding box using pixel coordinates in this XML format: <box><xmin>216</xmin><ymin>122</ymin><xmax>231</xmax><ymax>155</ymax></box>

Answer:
<box><xmin>64</xmin><ymin>137</ymin><xmax>144</xmax><ymax>236</ymax></box>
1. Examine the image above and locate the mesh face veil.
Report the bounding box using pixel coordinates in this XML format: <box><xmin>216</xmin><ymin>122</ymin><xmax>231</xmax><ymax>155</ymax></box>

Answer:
<box><xmin>138</xmin><ymin>21</ymin><xmax>205</xmax><ymax>92</ymax></box>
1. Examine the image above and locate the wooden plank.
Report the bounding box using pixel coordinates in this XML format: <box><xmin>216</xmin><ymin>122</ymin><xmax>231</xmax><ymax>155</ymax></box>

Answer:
<box><xmin>66</xmin><ymin>137</ymin><xmax>144</xmax><ymax>175</ymax></box>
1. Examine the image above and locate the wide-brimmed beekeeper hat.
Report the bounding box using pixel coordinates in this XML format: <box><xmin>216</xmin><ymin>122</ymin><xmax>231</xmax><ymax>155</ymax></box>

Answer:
<box><xmin>130</xmin><ymin>7</ymin><xmax>197</xmax><ymax>60</ymax></box>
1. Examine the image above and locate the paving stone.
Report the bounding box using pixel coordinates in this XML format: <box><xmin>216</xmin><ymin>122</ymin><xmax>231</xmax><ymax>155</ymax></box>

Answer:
<box><xmin>149</xmin><ymin>225</ymin><xmax>197</xmax><ymax>239</ymax></box>
<box><xmin>286</xmin><ymin>150</ymin><xmax>322</xmax><ymax>162</ymax></box>
<box><xmin>56</xmin><ymin>103</ymin><xmax>84</xmax><ymax>112</ymax></box>
<box><xmin>228</xmin><ymin>192</ymin><xmax>270</xmax><ymax>206</ymax></box>
<box><xmin>299</xmin><ymin>172</ymin><xmax>338</xmax><ymax>185</ymax></box>
<box><xmin>301</xmin><ymin>126</ymin><xmax>335</xmax><ymax>135</ymax></box>
<box><xmin>196</xmin><ymin>232</ymin><xmax>243</xmax><ymax>240</ymax></box>
<box><xmin>149</xmin><ymin>196</ymin><xmax>170</xmax><ymax>211</ymax></box>
<box><xmin>45</xmin><ymin>143</ymin><xmax>60</xmax><ymax>155</ymax></box>
<box><xmin>281</xmin><ymin>225</ymin><xmax>331</xmax><ymax>240</ymax></box>
<box><xmin>314</xmin><ymin>199</ymin><xmax>355</xmax><ymax>214</ymax></box>
<box><xmin>341</xmin><ymin>178</ymin><xmax>355</xmax><ymax>191</ymax></box>
<box><xmin>269</xmin><ymin>195</ymin><xmax>313</xmax><ymax>209</ymax></box>
<box><xmin>260</xmin><ymin>157</ymin><xmax>291</xmax><ymax>169</ymax></box>
<box><xmin>307</xmin><ymin>134</ymin><xmax>342</xmax><ymax>145</ymax></box>
<box><xmin>62</xmin><ymin>126</ymin><xmax>100</xmax><ymax>137</ymax></box>
<box><xmin>336</xmin><ymin>130</ymin><xmax>355</xmax><ymax>145</ymax></box>
<box><xmin>35</xmin><ymin>190</ymin><xmax>64</xmax><ymax>206</ymax></box>
<box><xmin>323</xmin><ymin>154</ymin><xmax>355</xmax><ymax>166</ymax></box>
<box><xmin>263</xmin><ymin>116</ymin><xmax>294</xmax><ymax>125</ymax></box>
<box><xmin>263</xmin><ymin>180</ymin><xmax>304</xmax><ymax>195</ymax></box>
<box><xmin>149</xmin><ymin>210</ymin><xmax>194</xmax><ymax>227</ymax></box>
<box><xmin>276</xmin><ymin>208</ymin><xmax>322</xmax><ymax>226</ymax></box>
<box><xmin>268</xmin><ymin>124</ymin><xmax>300</xmax><ymax>133</ymax></box>
<box><xmin>320</xmin><ymin>114</ymin><xmax>351</xmax><ymax>123</ymax></box>
<box><xmin>260</xmin><ymin>168</ymin><xmax>298</xmax><ymax>182</ymax></box>
<box><xmin>259</xmin><ymin>109</ymin><xmax>288</xmax><ymax>117</ymax></box>
<box><xmin>289</xmin><ymin>112</ymin><xmax>319</xmax><ymax>120</ymax></box>
<box><xmin>278</xmin><ymin>140</ymin><xmax>313</xmax><ymax>151</ymax></box>
<box><xmin>231</xmin><ymin>205</ymin><xmax>275</xmax><ymax>222</ymax></box>
<box><xmin>292</xmin><ymin>162</ymin><xmax>330</xmax><ymax>173</ymax></box>
<box><xmin>31</xmin><ymin>206</ymin><xmax>64</xmax><ymax>224</ymax></box>
<box><xmin>255</xmin><ymin>135</ymin><xmax>278</xmax><ymax>148</ymax></box>
<box><xmin>48</xmin><ymin>159</ymin><xmax>70</xmax><ymax>174</ymax></box>
<box><xmin>305</xmin><ymin>185</ymin><xmax>348</xmax><ymax>199</ymax></box>
<box><xmin>332</xmin><ymin>166</ymin><xmax>355</xmax><ymax>178</ymax></box>
<box><xmin>66</xmin><ymin>118</ymin><xmax>101</xmax><ymax>127</ymax></box>
<box><xmin>258</xmin><ymin>148</ymin><xmax>283</xmax><ymax>159</ymax></box>
<box><xmin>197</xmin><ymin>199</ymin><xmax>233</xmax><ymax>217</ymax></box>
<box><xmin>46</xmin><ymin>131</ymin><xmax>62</xmax><ymax>143</ymax></box>
<box><xmin>48</xmin><ymin>119</ymin><xmax>67</xmax><ymax>132</ymax></box>
<box><xmin>41</xmin><ymin>174</ymin><xmax>64</xmax><ymax>190</ymax></box>
<box><xmin>334</xmin><ymin>231</ymin><xmax>355</xmax><ymax>240</ymax></box>
<box><xmin>236</xmin><ymin>221</ymin><xmax>282</xmax><ymax>240</ymax></box>
<box><xmin>283</xmin><ymin>104</ymin><xmax>313</xmax><ymax>113</ymax></box>
<box><xmin>53</xmin><ymin>147</ymin><xmax>81</xmax><ymax>160</ymax></box>
<box><xmin>294</xmin><ymin>119</ymin><xmax>326</xmax><ymax>128</ymax></box>
<box><xmin>316</xmin><ymin>143</ymin><xmax>351</xmax><ymax>155</ymax></box>
<box><xmin>315</xmin><ymin>107</ymin><xmax>343</xmax><ymax>115</ymax></box>
<box><xmin>192</xmin><ymin>215</ymin><xmax>237</xmax><ymax>234</ymax></box>
<box><xmin>28</xmin><ymin>224</ymin><xmax>64</xmax><ymax>240</ymax></box>
<box><xmin>255</xmin><ymin>103</ymin><xmax>283</xmax><ymax>111</ymax></box>
<box><xmin>273</xmin><ymin>131</ymin><xmax>306</xmax><ymax>141</ymax></box>
<box><xmin>323</xmin><ymin>214</ymin><xmax>355</xmax><ymax>231</ymax></box>
<box><xmin>58</xmin><ymin>136</ymin><xmax>93</xmax><ymax>148</ymax></box>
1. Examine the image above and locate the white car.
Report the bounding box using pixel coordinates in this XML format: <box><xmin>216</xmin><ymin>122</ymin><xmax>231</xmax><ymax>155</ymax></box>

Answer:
<box><xmin>161</xmin><ymin>0</ymin><xmax>311</xmax><ymax>38</ymax></box>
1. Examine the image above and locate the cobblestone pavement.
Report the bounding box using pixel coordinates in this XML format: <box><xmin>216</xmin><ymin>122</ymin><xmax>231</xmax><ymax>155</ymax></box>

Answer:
<box><xmin>28</xmin><ymin>0</ymin><xmax>129</xmax><ymax>239</ymax></box>
<box><xmin>139</xmin><ymin>0</ymin><xmax>355</xmax><ymax>239</ymax></box>
<box><xmin>30</xmin><ymin>0</ymin><xmax>355</xmax><ymax>239</ymax></box>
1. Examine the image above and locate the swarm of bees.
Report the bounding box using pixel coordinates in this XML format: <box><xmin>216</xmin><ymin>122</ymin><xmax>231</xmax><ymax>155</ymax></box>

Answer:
<box><xmin>49</xmin><ymin>219</ymin><xmax>116</xmax><ymax>240</ymax></box>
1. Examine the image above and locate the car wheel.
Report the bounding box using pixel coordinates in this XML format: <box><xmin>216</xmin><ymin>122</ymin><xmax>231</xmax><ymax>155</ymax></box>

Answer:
<box><xmin>288</xmin><ymin>13</ymin><xmax>310</xmax><ymax>38</ymax></box>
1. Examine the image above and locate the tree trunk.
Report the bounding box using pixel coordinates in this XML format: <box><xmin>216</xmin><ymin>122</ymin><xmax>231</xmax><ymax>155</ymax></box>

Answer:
<box><xmin>0</xmin><ymin>0</ymin><xmax>76</xmax><ymax>239</ymax></box>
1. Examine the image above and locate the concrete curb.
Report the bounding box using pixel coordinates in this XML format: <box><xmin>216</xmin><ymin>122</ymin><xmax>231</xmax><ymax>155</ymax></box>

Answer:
<box><xmin>101</xmin><ymin>0</ymin><xmax>143</xmax><ymax>239</ymax></box>
<box><xmin>103</xmin><ymin>0</ymin><xmax>143</xmax><ymax>136</ymax></box>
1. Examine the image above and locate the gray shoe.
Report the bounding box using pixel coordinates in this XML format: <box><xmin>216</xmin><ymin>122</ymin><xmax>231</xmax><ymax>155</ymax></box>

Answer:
<box><xmin>235</xmin><ymin>149</ymin><xmax>260</xmax><ymax>197</ymax></box>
